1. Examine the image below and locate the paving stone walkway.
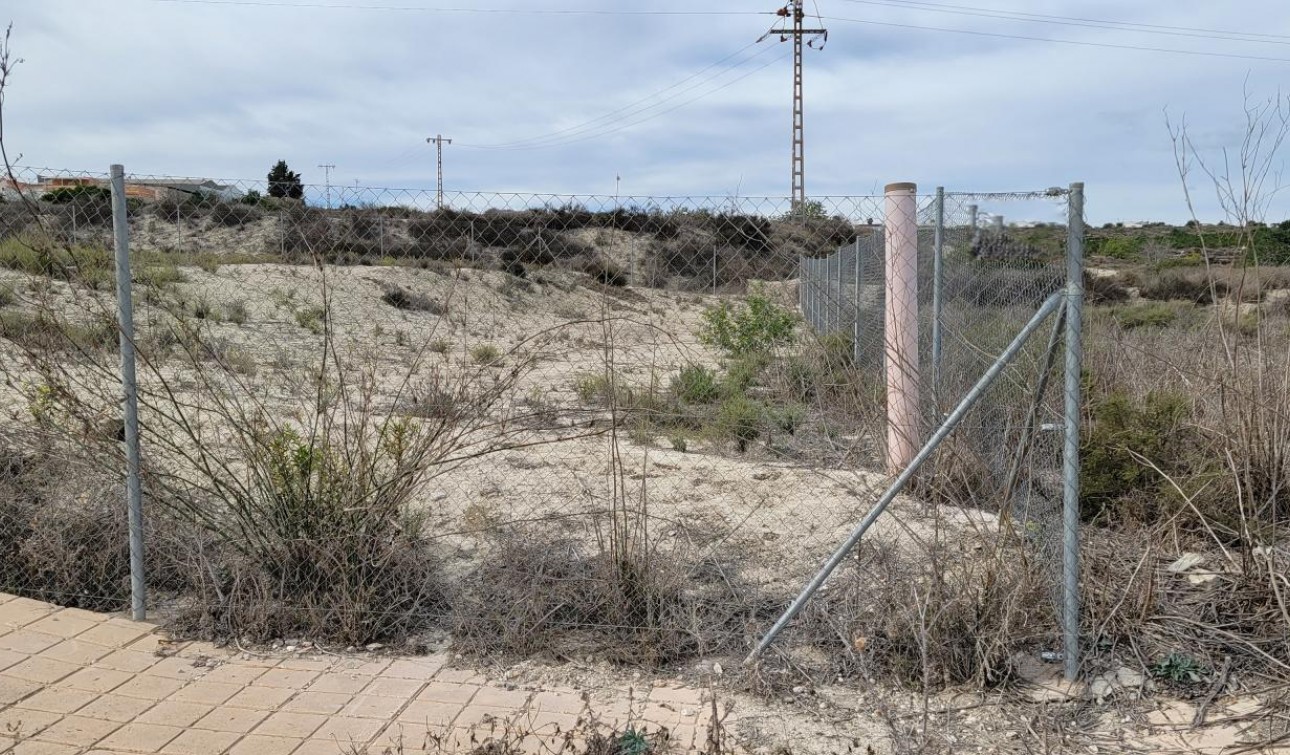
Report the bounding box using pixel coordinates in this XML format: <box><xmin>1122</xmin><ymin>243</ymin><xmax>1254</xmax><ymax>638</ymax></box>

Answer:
<box><xmin>0</xmin><ymin>594</ymin><xmax>719</xmax><ymax>754</ymax></box>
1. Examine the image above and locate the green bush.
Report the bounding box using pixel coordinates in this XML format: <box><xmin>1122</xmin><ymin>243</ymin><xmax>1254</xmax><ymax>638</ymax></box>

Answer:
<box><xmin>1112</xmin><ymin>302</ymin><xmax>1183</xmax><ymax>330</ymax></box>
<box><xmin>698</xmin><ymin>291</ymin><xmax>796</xmax><ymax>357</ymax></box>
<box><xmin>716</xmin><ymin>394</ymin><xmax>763</xmax><ymax>453</ymax></box>
<box><xmin>1081</xmin><ymin>390</ymin><xmax>1193</xmax><ymax>523</ymax></box>
<box><xmin>670</xmin><ymin>364</ymin><xmax>720</xmax><ymax>404</ymax></box>
<box><xmin>470</xmin><ymin>343</ymin><xmax>502</xmax><ymax>365</ymax></box>
<box><xmin>41</xmin><ymin>185</ymin><xmax>111</xmax><ymax>205</ymax></box>
<box><xmin>1088</xmin><ymin>235</ymin><xmax>1144</xmax><ymax>260</ymax></box>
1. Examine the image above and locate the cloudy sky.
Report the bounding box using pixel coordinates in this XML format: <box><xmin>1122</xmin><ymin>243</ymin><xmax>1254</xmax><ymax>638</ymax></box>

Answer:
<box><xmin>5</xmin><ymin>0</ymin><xmax>1290</xmax><ymax>223</ymax></box>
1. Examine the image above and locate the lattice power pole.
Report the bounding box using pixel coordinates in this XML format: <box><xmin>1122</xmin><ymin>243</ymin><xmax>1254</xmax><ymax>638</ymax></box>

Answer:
<box><xmin>762</xmin><ymin>2</ymin><xmax>827</xmax><ymax>215</ymax></box>
<box><xmin>317</xmin><ymin>163</ymin><xmax>335</xmax><ymax>209</ymax></box>
<box><xmin>426</xmin><ymin>135</ymin><xmax>452</xmax><ymax>209</ymax></box>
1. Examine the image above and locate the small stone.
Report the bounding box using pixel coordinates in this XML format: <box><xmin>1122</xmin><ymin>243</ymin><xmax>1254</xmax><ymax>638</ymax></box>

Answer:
<box><xmin>285</xmin><ymin>646</ymin><xmax>297</xmax><ymax>652</ymax></box>
<box><xmin>681</xmin><ymin>708</ymin><xmax>694</xmax><ymax>717</ymax></box>
<box><xmin>792</xmin><ymin>686</ymin><xmax>807</xmax><ymax>695</ymax></box>
<box><xmin>366</xmin><ymin>643</ymin><xmax>385</xmax><ymax>651</ymax></box>
<box><xmin>713</xmin><ymin>663</ymin><xmax>724</xmax><ymax>676</ymax></box>
<box><xmin>432</xmin><ymin>491</ymin><xmax>449</xmax><ymax>502</ymax></box>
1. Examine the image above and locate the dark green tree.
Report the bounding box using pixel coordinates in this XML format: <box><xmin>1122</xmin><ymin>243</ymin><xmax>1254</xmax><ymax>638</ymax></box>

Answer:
<box><xmin>266</xmin><ymin>160</ymin><xmax>304</xmax><ymax>201</ymax></box>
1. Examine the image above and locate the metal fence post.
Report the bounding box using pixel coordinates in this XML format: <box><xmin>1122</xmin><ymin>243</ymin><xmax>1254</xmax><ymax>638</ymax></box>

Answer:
<box><xmin>852</xmin><ymin>237</ymin><xmax>861</xmax><ymax>364</ymax></box>
<box><xmin>110</xmin><ymin>165</ymin><xmax>147</xmax><ymax>622</ymax></box>
<box><xmin>1063</xmin><ymin>182</ymin><xmax>1085</xmax><ymax>681</ymax></box>
<box><xmin>932</xmin><ymin>187</ymin><xmax>945</xmax><ymax>402</ymax></box>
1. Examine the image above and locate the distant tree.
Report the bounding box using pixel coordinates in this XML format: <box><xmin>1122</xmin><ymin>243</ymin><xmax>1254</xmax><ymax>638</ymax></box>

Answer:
<box><xmin>240</xmin><ymin>189</ymin><xmax>263</xmax><ymax>206</ymax></box>
<box><xmin>266</xmin><ymin>161</ymin><xmax>304</xmax><ymax>201</ymax></box>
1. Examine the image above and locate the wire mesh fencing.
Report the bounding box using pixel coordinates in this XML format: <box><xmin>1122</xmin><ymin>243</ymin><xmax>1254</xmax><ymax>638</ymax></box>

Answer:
<box><xmin>0</xmin><ymin>166</ymin><xmax>1083</xmax><ymax>686</ymax></box>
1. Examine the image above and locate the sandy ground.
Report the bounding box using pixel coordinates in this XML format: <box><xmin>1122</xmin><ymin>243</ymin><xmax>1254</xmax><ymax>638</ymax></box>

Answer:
<box><xmin>2</xmin><ymin>259</ymin><xmax>1286</xmax><ymax>753</ymax></box>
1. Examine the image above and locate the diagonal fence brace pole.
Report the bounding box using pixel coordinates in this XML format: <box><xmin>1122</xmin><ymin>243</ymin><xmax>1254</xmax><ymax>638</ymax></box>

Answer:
<box><xmin>746</xmin><ymin>290</ymin><xmax>1067</xmax><ymax>664</ymax></box>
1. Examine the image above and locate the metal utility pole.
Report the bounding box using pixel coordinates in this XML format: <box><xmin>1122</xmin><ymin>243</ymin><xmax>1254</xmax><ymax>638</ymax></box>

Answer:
<box><xmin>318</xmin><ymin>163</ymin><xmax>335</xmax><ymax>209</ymax></box>
<box><xmin>427</xmin><ymin>135</ymin><xmax>453</xmax><ymax>209</ymax></box>
<box><xmin>761</xmin><ymin>2</ymin><xmax>827</xmax><ymax>215</ymax></box>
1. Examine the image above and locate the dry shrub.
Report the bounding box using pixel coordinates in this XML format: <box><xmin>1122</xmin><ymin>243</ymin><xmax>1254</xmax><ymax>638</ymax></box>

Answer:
<box><xmin>0</xmin><ymin>450</ymin><xmax>131</xmax><ymax>611</ymax></box>
<box><xmin>798</xmin><ymin>533</ymin><xmax>1052</xmax><ymax>689</ymax></box>
<box><xmin>1137</xmin><ymin>268</ymin><xmax>1227</xmax><ymax>304</ymax></box>
<box><xmin>452</xmin><ymin>532</ymin><xmax>762</xmax><ymax>666</ymax></box>
<box><xmin>1082</xmin><ymin>528</ymin><xmax>1290</xmax><ymax>680</ymax></box>
<box><xmin>1084</xmin><ymin>271</ymin><xmax>1130</xmax><ymax>305</ymax></box>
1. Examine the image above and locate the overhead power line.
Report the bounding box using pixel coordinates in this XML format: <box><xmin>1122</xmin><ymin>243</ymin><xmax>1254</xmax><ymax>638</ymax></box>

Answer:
<box><xmin>821</xmin><ymin>14</ymin><xmax>1290</xmax><ymax>63</ymax></box>
<box><xmin>147</xmin><ymin>0</ymin><xmax>763</xmax><ymax>15</ymax></box>
<box><xmin>464</xmin><ymin>43</ymin><xmax>784</xmax><ymax>151</ymax></box>
<box><xmin>836</xmin><ymin>0</ymin><xmax>1290</xmax><ymax>43</ymax></box>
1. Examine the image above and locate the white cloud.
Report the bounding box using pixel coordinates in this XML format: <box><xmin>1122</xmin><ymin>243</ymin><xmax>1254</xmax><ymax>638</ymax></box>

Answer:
<box><xmin>5</xmin><ymin>0</ymin><xmax>1290</xmax><ymax>222</ymax></box>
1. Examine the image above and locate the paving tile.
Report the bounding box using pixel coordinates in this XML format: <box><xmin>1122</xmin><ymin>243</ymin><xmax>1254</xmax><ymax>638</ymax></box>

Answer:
<box><xmin>227</xmin><ymin>734</ymin><xmax>299</xmax><ymax>755</ymax></box>
<box><xmin>253</xmin><ymin>711</ymin><xmax>328</xmax><ymax>739</ymax></box>
<box><xmin>530</xmin><ymin>690</ymin><xmax>588</xmax><ymax>715</ymax></box>
<box><xmin>416</xmin><ymin>682</ymin><xmax>479</xmax><ymax>706</ymax></box>
<box><xmin>396</xmin><ymin>699</ymin><xmax>464</xmax><ymax>727</ymax></box>
<box><xmin>0</xmin><ymin>631</ymin><xmax>63</xmax><ymax>655</ymax></box>
<box><xmin>0</xmin><ymin>674</ymin><xmax>48</xmax><ymax>706</ymax></box>
<box><xmin>38</xmin><ymin>639</ymin><xmax>113</xmax><ymax>666</ymax></box>
<box><xmin>362</xmin><ymin>676</ymin><xmax>424</xmax><ymax>698</ymax></box>
<box><xmin>453</xmin><ymin>705</ymin><xmax>514</xmax><ymax>730</ymax></box>
<box><xmin>330</xmin><ymin>658</ymin><xmax>390</xmax><ymax>676</ymax></box>
<box><xmin>126</xmin><ymin>635</ymin><xmax>190</xmax><ymax>658</ymax></box>
<box><xmin>34</xmin><ymin>714</ymin><xmax>121</xmax><ymax>747</ymax></box>
<box><xmin>192</xmin><ymin>706</ymin><xmax>270</xmax><ymax>734</ymax></box>
<box><xmin>61</xmin><ymin>667</ymin><xmax>134</xmax><ymax>694</ymax></box>
<box><xmin>95</xmin><ymin>649</ymin><xmax>158</xmax><ymax>674</ymax></box>
<box><xmin>224</xmin><ymin>685</ymin><xmax>295</xmax><ymax>710</ymax></box>
<box><xmin>146</xmin><ymin>656</ymin><xmax>205</xmax><ymax>682</ymax></box>
<box><xmin>0</xmin><ymin>706</ymin><xmax>62</xmax><ymax>737</ymax></box>
<box><xmin>254</xmin><ymin>668</ymin><xmax>321</xmax><ymax>690</ymax></box>
<box><xmin>16</xmin><ymin>687</ymin><xmax>97</xmax><ymax>714</ymax></box>
<box><xmin>434</xmin><ymin>668</ymin><xmax>488</xmax><ymax>685</ymax></box>
<box><xmin>471</xmin><ymin>687</ymin><xmax>533</xmax><ymax>709</ymax></box>
<box><xmin>112</xmin><ymin>674</ymin><xmax>188</xmax><ymax>701</ymax></box>
<box><xmin>136</xmin><ymin>700</ymin><xmax>215</xmax><ymax>728</ymax></box>
<box><xmin>160</xmin><ymin>728</ymin><xmax>241</xmax><ymax>755</ymax></box>
<box><xmin>341</xmin><ymin>693</ymin><xmax>409</xmax><ymax>720</ymax></box>
<box><xmin>0</xmin><ymin>599</ymin><xmax>58</xmax><ymax>629</ymax></box>
<box><xmin>523</xmin><ymin>709</ymin><xmax>582</xmax><ymax>735</ymax></box>
<box><xmin>290</xmin><ymin>739</ymin><xmax>361</xmax><ymax>755</ymax></box>
<box><xmin>75</xmin><ymin>620</ymin><xmax>155</xmax><ymax>649</ymax></box>
<box><xmin>279</xmin><ymin>690</ymin><xmax>351</xmax><ymax>715</ymax></box>
<box><xmin>0</xmin><ymin>647</ymin><xmax>29</xmax><ymax>672</ymax></box>
<box><xmin>649</xmin><ymin>684</ymin><xmax>705</xmax><ymax>707</ymax></box>
<box><xmin>25</xmin><ymin>612</ymin><xmax>101</xmax><ymax>639</ymax></box>
<box><xmin>305</xmin><ymin>672</ymin><xmax>372</xmax><ymax>695</ymax></box>
<box><xmin>309</xmin><ymin>715</ymin><xmax>386</xmax><ymax>745</ymax></box>
<box><xmin>370</xmin><ymin>722</ymin><xmax>440</xmax><ymax>753</ymax></box>
<box><xmin>96</xmin><ymin>722</ymin><xmax>184</xmax><ymax>753</ymax></box>
<box><xmin>50</xmin><ymin>608</ymin><xmax>108</xmax><ymax>625</ymax></box>
<box><xmin>382</xmin><ymin>657</ymin><xmax>446</xmax><ymax>680</ymax></box>
<box><xmin>5</xmin><ymin>657</ymin><xmax>80</xmax><ymax>685</ymax></box>
<box><xmin>76</xmin><ymin>694</ymin><xmax>155</xmax><ymax>723</ymax></box>
<box><xmin>8</xmin><ymin>740</ymin><xmax>83</xmax><ymax>755</ymax></box>
<box><xmin>198</xmin><ymin>664</ymin><xmax>267</xmax><ymax>686</ymax></box>
<box><xmin>168</xmin><ymin>680</ymin><xmax>242</xmax><ymax>706</ymax></box>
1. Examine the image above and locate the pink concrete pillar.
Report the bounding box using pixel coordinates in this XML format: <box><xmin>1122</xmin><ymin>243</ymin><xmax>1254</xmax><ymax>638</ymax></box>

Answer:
<box><xmin>885</xmin><ymin>182</ymin><xmax>920</xmax><ymax>472</ymax></box>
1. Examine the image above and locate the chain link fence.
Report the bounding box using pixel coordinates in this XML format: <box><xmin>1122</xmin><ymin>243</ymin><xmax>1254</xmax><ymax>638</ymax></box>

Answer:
<box><xmin>0</xmin><ymin>166</ymin><xmax>1083</xmax><ymax>688</ymax></box>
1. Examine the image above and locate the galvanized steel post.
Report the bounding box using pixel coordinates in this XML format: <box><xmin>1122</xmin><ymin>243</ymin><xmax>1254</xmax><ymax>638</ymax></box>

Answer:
<box><xmin>932</xmin><ymin>187</ymin><xmax>945</xmax><ymax>402</ymax></box>
<box><xmin>1063</xmin><ymin>182</ymin><xmax>1085</xmax><ymax>681</ymax></box>
<box><xmin>110</xmin><ymin>165</ymin><xmax>147</xmax><ymax>622</ymax></box>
